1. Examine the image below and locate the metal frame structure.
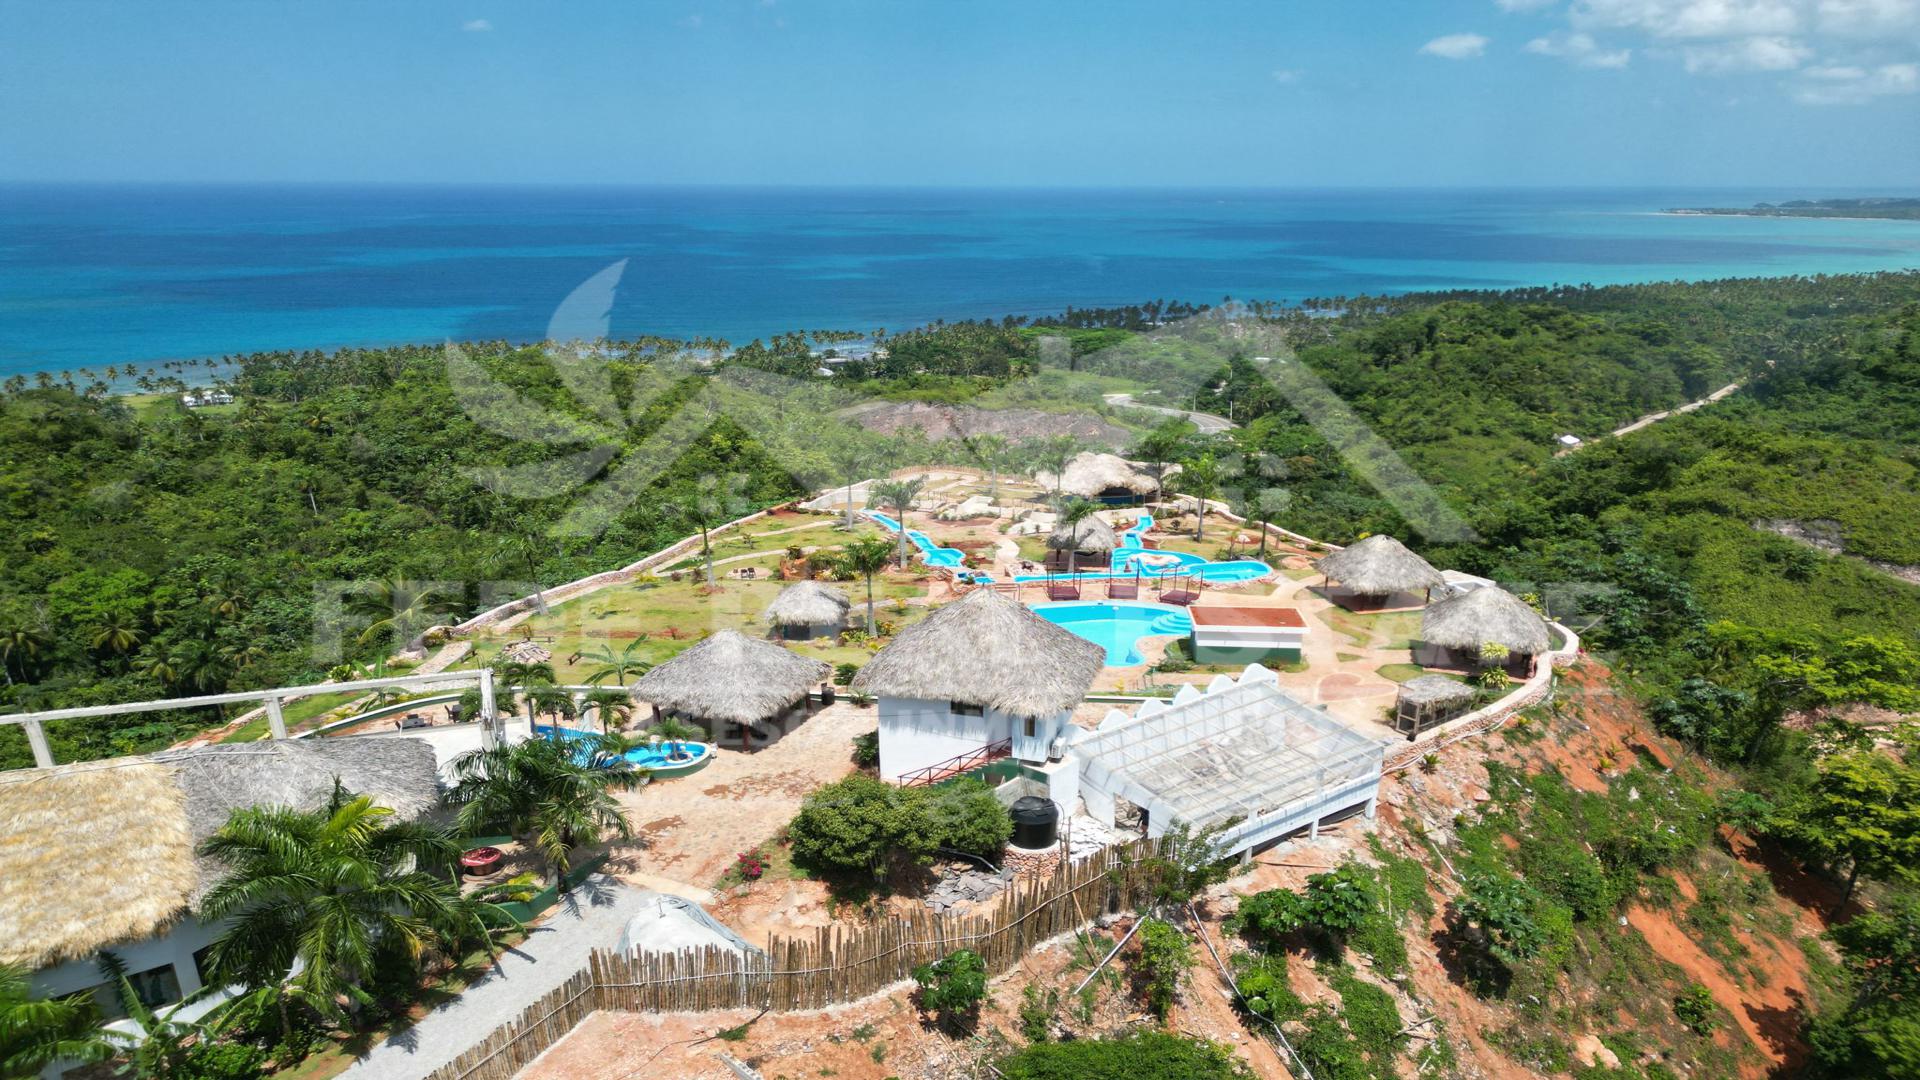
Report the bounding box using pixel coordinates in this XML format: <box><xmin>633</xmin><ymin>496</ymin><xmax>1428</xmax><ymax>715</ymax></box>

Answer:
<box><xmin>0</xmin><ymin>668</ymin><xmax>500</xmax><ymax>769</ymax></box>
<box><xmin>1075</xmin><ymin>675</ymin><xmax>1383</xmax><ymax>855</ymax></box>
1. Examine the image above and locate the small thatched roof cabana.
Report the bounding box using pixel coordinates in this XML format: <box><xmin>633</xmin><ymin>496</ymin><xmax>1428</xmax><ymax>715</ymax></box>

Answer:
<box><xmin>1034</xmin><ymin>452</ymin><xmax>1165</xmax><ymax>502</ymax></box>
<box><xmin>1048</xmin><ymin>514</ymin><xmax>1120</xmax><ymax>554</ymax></box>
<box><xmin>1393</xmin><ymin>675</ymin><xmax>1479</xmax><ymax>739</ymax></box>
<box><xmin>0</xmin><ymin>737</ymin><xmax>441</xmax><ymax>970</ymax></box>
<box><xmin>630</xmin><ymin>630</ymin><xmax>831</xmax><ymax>725</ymax></box>
<box><xmin>853</xmin><ymin>588</ymin><xmax>1104</xmax><ymax>716</ymax></box>
<box><xmin>1313</xmin><ymin>535</ymin><xmax>1445</xmax><ymax>597</ymax></box>
<box><xmin>764</xmin><ymin>580</ymin><xmax>852</xmax><ymax>630</ymax></box>
<box><xmin>1420</xmin><ymin>586</ymin><xmax>1551</xmax><ymax>656</ymax></box>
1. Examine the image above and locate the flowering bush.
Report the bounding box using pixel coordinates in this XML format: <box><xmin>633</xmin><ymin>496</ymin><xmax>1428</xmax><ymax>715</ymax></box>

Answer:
<box><xmin>734</xmin><ymin>849</ymin><xmax>765</xmax><ymax>882</ymax></box>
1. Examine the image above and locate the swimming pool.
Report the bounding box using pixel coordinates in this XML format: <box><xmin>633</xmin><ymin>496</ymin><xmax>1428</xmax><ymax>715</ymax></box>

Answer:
<box><xmin>1012</xmin><ymin>551</ymin><xmax>1271</xmax><ymax>585</ymax></box>
<box><xmin>862</xmin><ymin>510</ymin><xmax>968</xmax><ymax>568</ymax></box>
<box><xmin>1029</xmin><ymin>601</ymin><xmax>1193</xmax><ymax>666</ymax></box>
<box><xmin>533</xmin><ymin>725</ymin><xmax>714</xmax><ymax>775</ymax></box>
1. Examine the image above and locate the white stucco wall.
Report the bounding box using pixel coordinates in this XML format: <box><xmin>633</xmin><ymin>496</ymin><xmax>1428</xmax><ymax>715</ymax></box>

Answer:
<box><xmin>32</xmin><ymin>917</ymin><xmax>238</xmax><ymax>1078</ymax></box>
<box><xmin>876</xmin><ymin>698</ymin><xmax>1071</xmax><ymax>782</ymax></box>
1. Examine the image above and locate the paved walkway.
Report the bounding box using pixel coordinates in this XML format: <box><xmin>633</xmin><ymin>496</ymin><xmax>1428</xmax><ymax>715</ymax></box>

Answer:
<box><xmin>339</xmin><ymin>877</ymin><xmax>647</xmax><ymax>1080</ymax></box>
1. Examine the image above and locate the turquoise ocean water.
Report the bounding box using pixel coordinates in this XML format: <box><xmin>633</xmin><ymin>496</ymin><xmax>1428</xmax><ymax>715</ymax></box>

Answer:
<box><xmin>3</xmin><ymin>185</ymin><xmax>1919</xmax><ymax>375</ymax></box>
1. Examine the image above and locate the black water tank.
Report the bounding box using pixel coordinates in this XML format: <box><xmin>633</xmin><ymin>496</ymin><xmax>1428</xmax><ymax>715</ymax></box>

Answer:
<box><xmin>1010</xmin><ymin>796</ymin><xmax>1060</xmax><ymax>850</ymax></box>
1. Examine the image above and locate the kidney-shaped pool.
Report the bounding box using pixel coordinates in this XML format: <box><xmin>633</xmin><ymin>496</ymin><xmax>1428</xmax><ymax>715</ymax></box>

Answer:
<box><xmin>1029</xmin><ymin>601</ymin><xmax>1194</xmax><ymax>666</ymax></box>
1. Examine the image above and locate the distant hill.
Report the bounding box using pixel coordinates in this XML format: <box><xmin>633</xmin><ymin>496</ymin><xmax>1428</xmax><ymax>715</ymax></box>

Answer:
<box><xmin>1668</xmin><ymin>196</ymin><xmax>1920</xmax><ymax>220</ymax></box>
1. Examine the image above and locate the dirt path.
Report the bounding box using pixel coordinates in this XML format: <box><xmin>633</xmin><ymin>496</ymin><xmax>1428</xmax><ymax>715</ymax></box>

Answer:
<box><xmin>1557</xmin><ymin>381</ymin><xmax>1743</xmax><ymax>455</ymax></box>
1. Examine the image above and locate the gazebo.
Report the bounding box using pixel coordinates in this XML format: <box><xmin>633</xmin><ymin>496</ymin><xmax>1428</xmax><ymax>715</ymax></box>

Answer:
<box><xmin>1312</xmin><ymin>535</ymin><xmax>1446</xmax><ymax>610</ymax></box>
<box><xmin>854</xmin><ymin>589</ymin><xmax>1103</xmax><ymax>787</ymax></box>
<box><xmin>1035</xmin><ymin>452</ymin><xmax>1167</xmax><ymax>505</ymax></box>
<box><xmin>1393</xmin><ymin>675</ymin><xmax>1478</xmax><ymax>739</ymax></box>
<box><xmin>764</xmin><ymin>580</ymin><xmax>852</xmax><ymax>640</ymax></box>
<box><xmin>1045</xmin><ymin>514</ymin><xmax>1120</xmax><ymax>571</ymax></box>
<box><xmin>1414</xmin><ymin>586</ymin><xmax>1552</xmax><ymax>676</ymax></box>
<box><xmin>629</xmin><ymin>630</ymin><xmax>832</xmax><ymax>750</ymax></box>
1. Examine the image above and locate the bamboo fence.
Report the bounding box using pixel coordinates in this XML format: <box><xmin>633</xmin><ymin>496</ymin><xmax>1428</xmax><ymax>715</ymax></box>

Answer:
<box><xmin>425</xmin><ymin>839</ymin><xmax>1161</xmax><ymax>1080</ymax></box>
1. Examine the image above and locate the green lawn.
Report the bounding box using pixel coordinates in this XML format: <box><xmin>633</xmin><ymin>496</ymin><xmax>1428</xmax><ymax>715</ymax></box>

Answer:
<box><xmin>1320</xmin><ymin>607</ymin><xmax>1424</xmax><ymax>650</ymax></box>
<box><xmin>1376</xmin><ymin>663</ymin><xmax>1451</xmax><ymax>685</ymax></box>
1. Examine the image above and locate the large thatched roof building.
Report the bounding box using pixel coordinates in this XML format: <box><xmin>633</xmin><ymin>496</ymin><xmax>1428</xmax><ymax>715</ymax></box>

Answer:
<box><xmin>1313</xmin><ymin>535</ymin><xmax>1445</xmax><ymax>608</ymax></box>
<box><xmin>629</xmin><ymin>630</ymin><xmax>830</xmax><ymax>739</ymax></box>
<box><xmin>0</xmin><ymin>738</ymin><xmax>440</xmax><ymax>973</ymax></box>
<box><xmin>764</xmin><ymin>580</ymin><xmax>852</xmax><ymax>640</ymax></box>
<box><xmin>855</xmin><ymin>588</ymin><xmax>1104</xmax><ymax>719</ymax></box>
<box><xmin>1047</xmin><ymin>514</ymin><xmax>1120</xmax><ymax>554</ymax></box>
<box><xmin>1033</xmin><ymin>452</ymin><xmax>1168</xmax><ymax>504</ymax></box>
<box><xmin>856</xmin><ymin>589</ymin><xmax>1104</xmax><ymax>785</ymax></box>
<box><xmin>1416</xmin><ymin>586</ymin><xmax>1552</xmax><ymax>674</ymax></box>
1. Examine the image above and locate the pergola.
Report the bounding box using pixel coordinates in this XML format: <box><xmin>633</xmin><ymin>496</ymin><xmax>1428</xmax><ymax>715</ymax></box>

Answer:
<box><xmin>1074</xmin><ymin>675</ymin><xmax>1384</xmax><ymax>856</ymax></box>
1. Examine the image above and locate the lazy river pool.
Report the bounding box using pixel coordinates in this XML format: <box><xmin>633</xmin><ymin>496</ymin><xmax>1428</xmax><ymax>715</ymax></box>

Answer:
<box><xmin>1029</xmin><ymin>601</ymin><xmax>1193</xmax><ymax>666</ymax></box>
<box><xmin>532</xmin><ymin>725</ymin><xmax>715</xmax><ymax>773</ymax></box>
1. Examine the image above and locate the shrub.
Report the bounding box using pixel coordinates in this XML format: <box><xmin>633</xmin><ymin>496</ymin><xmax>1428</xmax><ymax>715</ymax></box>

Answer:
<box><xmin>1019</xmin><ymin>985</ymin><xmax>1058</xmax><ymax>1043</ymax></box>
<box><xmin>850</xmin><ymin>731</ymin><xmax>879</xmax><ymax>768</ymax></box>
<box><xmin>1230</xmin><ymin>951</ymin><xmax>1303</xmax><ymax>1026</ymax></box>
<box><xmin>1673</xmin><ymin>982</ymin><xmax>1718</xmax><ymax>1034</ymax></box>
<box><xmin>996</xmin><ymin>1030</ymin><xmax>1250</xmax><ymax>1079</ymax></box>
<box><xmin>928</xmin><ymin>778</ymin><xmax>1012</xmax><ymax>860</ymax></box>
<box><xmin>833</xmin><ymin>662</ymin><xmax>861</xmax><ymax>686</ymax></box>
<box><xmin>788</xmin><ymin>775</ymin><xmax>936</xmax><ymax>884</ymax></box>
<box><xmin>1456</xmin><ymin>872</ymin><xmax>1546</xmax><ymax>966</ymax></box>
<box><xmin>1134</xmin><ymin>919</ymin><xmax>1192</xmax><ymax>1019</ymax></box>
<box><xmin>913</xmin><ymin>948</ymin><xmax>988</xmax><ymax>1029</ymax></box>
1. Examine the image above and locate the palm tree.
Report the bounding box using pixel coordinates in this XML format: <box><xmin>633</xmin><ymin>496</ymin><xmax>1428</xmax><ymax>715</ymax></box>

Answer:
<box><xmin>1180</xmin><ymin>454</ymin><xmax>1222</xmax><ymax>540</ymax></box>
<box><xmin>491</xmin><ymin>531</ymin><xmax>551</xmax><ymax>613</ymax></box>
<box><xmin>869</xmin><ymin>477</ymin><xmax>925</xmax><ymax>567</ymax></box>
<box><xmin>350</xmin><ymin>578</ymin><xmax>456</xmax><ymax>650</ymax></box>
<box><xmin>582</xmin><ymin>688</ymin><xmax>633</xmax><ymax>733</ymax></box>
<box><xmin>0</xmin><ymin>963</ymin><xmax>114</xmax><ymax>1077</ymax></box>
<box><xmin>831</xmin><ymin>444</ymin><xmax>873</xmax><ymax>529</ymax></box>
<box><xmin>198</xmin><ymin>788</ymin><xmax>507</xmax><ymax>1034</ymax></box>
<box><xmin>528</xmin><ymin>685</ymin><xmax>576</xmax><ymax>730</ymax></box>
<box><xmin>447</xmin><ymin>737</ymin><xmax>645</xmax><ymax>885</ymax></box>
<box><xmin>963</xmin><ymin>434</ymin><xmax>1010</xmax><ymax>502</ymax></box>
<box><xmin>1028</xmin><ymin>435</ymin><xmax>1079</xmax><ymax>501</ymax></box>
<box><xmin>647</xmin><ymin>717</ymin><xmax>705</xmax><ymax>762</ymax></box>
<box><xmin>1247</xmin><ymin>487</ymin><xmax>1293</xmax><ymax>561</ymax></box>
<box><xmin>837</xmin><ymin>536</ymin><xmax>895</xmax><ymax>635</ymax></box>
<box><xmin>666</xmin><ymin>473</ymin><xmax>749</xmax><ymax>588</ymax></box>
<box><xmin>1055</xmin><ymin>497</ymin><xmax>1102</xmax><ymax>575</ymax></box>
<box><xmin>0</xmin><ymin>624</ymin><xmax>50</xmax><ymax>686</ymax></box>
<box><xmin>582</xmin><ymin>639</ymin><xmax>650</xmax><ymax>687</ymax></box>
<box><xmin>88</xmin><ymin>617</ymin><xmax>144</xmax><ymax>657</ymax></box>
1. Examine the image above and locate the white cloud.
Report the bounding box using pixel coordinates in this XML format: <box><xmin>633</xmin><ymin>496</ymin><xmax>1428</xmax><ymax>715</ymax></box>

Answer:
<box><xmin>1526</xmin><ymin>30</ymin><xmax>1636</xmax><ymax>65</ymax></box>
<box><xmin>1420</xmin><ymin>33</ymin><xmax>1492</xmax><ymax>58</ymax></box>
<box><xmin>461</xmin><ymin>18</ymin><xmax>492</xmax><ymax>32</ymax></box>
<box><xmin>1573</xmin><ymin>0</ymin><xmax>1803</xmax><ymax>38</ymax></box>
<box><xmin>1270</xmin><ymin>68</ymin><xmax>1303</xmax><ymax>83</ymax></box>
<box><xmin>1793</xmin><ymin>59</ymin><xmax>1920</xmax><ymax>99</ymax></box>
<box><xmin>1498</xmin><ymin>0</ymin><xmax>1561</xmax><ymax>9</ymax></box>
<box><xmin>1682</xmin><ymin>34</ymin><xmax>1813</xmax><ymax>69</ymax></box>
<box><xmin>1816</xmin><ymin>0</ymin><xmax>1920</xmax><ymax>35</ymax></box>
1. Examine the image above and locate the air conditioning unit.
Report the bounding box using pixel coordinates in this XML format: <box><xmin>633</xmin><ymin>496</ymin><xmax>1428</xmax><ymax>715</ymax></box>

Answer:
<box><xmin>1048</xmin><ymin>735</ymin><xmax>1067</xmax><ymax>762</ymax></box>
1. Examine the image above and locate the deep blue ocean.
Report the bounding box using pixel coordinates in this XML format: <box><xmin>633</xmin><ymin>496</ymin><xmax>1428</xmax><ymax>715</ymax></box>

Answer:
<box><xmin>4</xmin><ymin>184</ymin><xmax>1920</xmax><ymax>376</ymax></box>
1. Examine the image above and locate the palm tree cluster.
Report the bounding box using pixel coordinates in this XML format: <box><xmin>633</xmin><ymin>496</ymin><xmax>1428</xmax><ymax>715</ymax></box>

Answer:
<box><xmin>447</xmin><ymin>735</ymin><xmax>645</xmax><ymax>884</ymax></box>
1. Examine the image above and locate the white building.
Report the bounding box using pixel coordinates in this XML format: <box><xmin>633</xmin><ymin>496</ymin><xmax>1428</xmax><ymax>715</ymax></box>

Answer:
<box><xmin>0</xmin><ymin>739</ymin><xmax>442</xmax><ymax>1078</ymax></box>
<box><xmin>853</xmin><ymin>588</ymin><xmax>1104</xmax><ymax>808</ymax></box>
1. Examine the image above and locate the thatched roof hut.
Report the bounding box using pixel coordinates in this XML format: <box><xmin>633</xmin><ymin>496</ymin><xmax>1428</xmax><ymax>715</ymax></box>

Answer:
<box><xmin>1034</xmin><ymin>453</ymin><xmax>1166</xmax><ymax>501</ymax></box>
<box><xmin>629</xmin><ymin>630</ymin><xmax>831</xmax><ymax>724</ymax></box>
<box><xmin>0</xmin><ymin>737</ymin><xmax>441</xmax><ymax>970</ymax></box>
<box><xmin>853</xmin><ymin>588</ymin><xmax>1104</xmax><ymax>716</ymax></box>
<box><xmin>1397</xmin><ymin>675</ymin><xmax>1477</xmax><ymax>709</ymax></box>
<box><xmin>1047</xmin><ymin>514</ymin><xmax>1120</xmax><ymax>554</ymax></box>
<box><xmin>1313</xmin><ymin>535</ymin><xmax>1445</xmax><ymax>597</ymax></box>
<box><xmin>763</xmin><ymin>580</ymin><xmax>851</xmax><ymax>630</ymax></box>
<box><xmin>1420</xmin><ymin>586</ymin><xmax>1551</xmax><ymax>655</ymax></box>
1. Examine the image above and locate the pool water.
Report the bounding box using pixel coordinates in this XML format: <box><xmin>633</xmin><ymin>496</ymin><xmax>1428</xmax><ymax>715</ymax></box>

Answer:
<box><xmin>533</xmin><ymin>725</ymin><xmax>712</xmax><ymax>770</ymax></box>
<box><xmin>863</xmin><ymin>510</ymin><xmax>968</xmax><ymax>567</ymax></box>
<box><xmin>1029</xmin><ymin>602</ymin><xmax>1193</xmax><ymax>666</ymax></box>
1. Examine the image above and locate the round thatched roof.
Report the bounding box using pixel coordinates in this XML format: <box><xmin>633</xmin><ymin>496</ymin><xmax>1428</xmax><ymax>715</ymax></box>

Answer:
<box><xmin>630</xmin><ymin>630</ymin><xmax>831</xmax><ymax>723</ymax></box>
<box><xmin>1047</xmin><ymin>514</ymin><xmax>1120</xmax><ymax>553</ymax></box>
<box><xmin>764</xmin><ymin>580</ymin><xmax>852</xmax><ymax>627</ymax></box>
<box><xmin>1313</xmin><ymin>535</ymin><xmax>1445</xmax><ymax>596</ymax></box>
<box><xmin>1420</xmin><ymin>586</ymin><xmax>1551</xmax><ymax>655</ymax></box>
<box><xmin>1034</xmin><ymin>452</ymin><xmax>1162</xmax><ymax>499</ymax></box>
<box><xmin>852</xmin><ymin>589</ymin><xmax>1105</xmax><ymax>716</ymax></box>
<box><xmin>0</xmin><ymin>736</ymin><xmax>442</xmax><ymax>970</ymax></box>
<box><xmin>1397</xmin><ymin>675</ymin><xmax>1477</xmax><ymax>707</ymax></box>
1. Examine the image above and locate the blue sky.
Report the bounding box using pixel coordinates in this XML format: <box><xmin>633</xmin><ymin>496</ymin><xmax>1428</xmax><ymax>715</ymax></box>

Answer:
<box><xmin>2</xmin><ymin>0</ymin><xmax>1916</xmax><ymax>187</ymax></box>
